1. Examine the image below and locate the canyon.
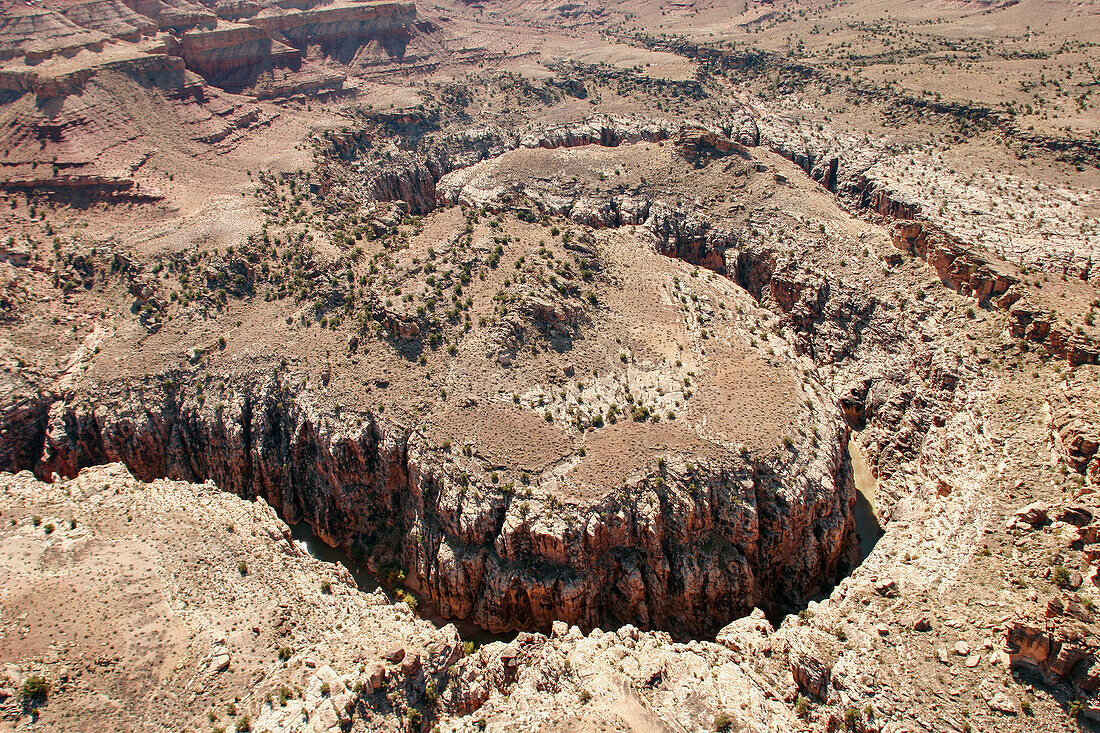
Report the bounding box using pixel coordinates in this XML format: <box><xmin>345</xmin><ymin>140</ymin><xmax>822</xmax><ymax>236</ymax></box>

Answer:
<box><xmin>1</xmin><ymin>0</ymin><xmax>1100</xmax><ymax>731</ymax></box>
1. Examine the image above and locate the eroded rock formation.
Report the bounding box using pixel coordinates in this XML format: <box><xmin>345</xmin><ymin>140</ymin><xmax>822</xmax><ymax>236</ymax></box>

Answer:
<box><xmin>20</xmin><ymin>365</ymin><xmax>854</xmax><ymax>636</ymax></box>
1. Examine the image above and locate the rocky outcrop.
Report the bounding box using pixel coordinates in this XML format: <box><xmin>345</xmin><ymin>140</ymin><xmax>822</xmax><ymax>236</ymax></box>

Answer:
<box><xmin>0</xmin><ymin>392</ymin><xmax>51</xmax><ymax>475</ymax></box>
<box><xmin>247</xmin><ymin>1</ymin><xmax>416</xmax><ymax>62</ymax></box>
<box><xmin>158</xmin><ymin>1</ymin><xmax>417</xmax><ymax>90</ymax></box>
<box><xmin>1050</xmin><ymin>377</ymin><xmax>1100</xmax><ymax>483</ymax></box>
<box><xmin>178</xmin><ymin>22</ymin><xmax>272</xmax><ymax>82</ymax></box>
<box><xmin>349</xmin><ymin>115</ymin><xmax>676</xmax><ymax>213</ymax></box>
<box><xmin>120</xmin><ymin>0</ymin><xmax>217</xmax><ymax>31</ymax></box>
<box><xmin>17</xmin><ymin>368</ymin><xmax>854</xmax><ymax>637</ymax></box>
<box><xmin>0</xmin><ymin>46</ymin><xmax>188</xmax><ymax>99</ymax></box>
<box><xmin>0</xmin><ymin>173</ymin><xmax>163</xmax><ymax>201</ymax></box>
<box><xmin>0</xmin><ymin>10</ymin><xmax>108</xmax><ymax>63</ymax></box>
<box><xmin>441</xmin><ymin>621</ymin><xmax>797</xmax><ymax>731</ymax></box>
<box><xmin>0</xmin><ymin>0</ymin><xmax>420</xmax><ymax>103</ymax></box>
<box><xmin>891</xmin><ymin>221</ymin><xmax>1017</xmax><ymax>303</ymax></box>
<box><xmin>883</xmin><ymin>218</ymin><xmax>1098</xmax><ymax>366</ymax></box>
<box><xmin>676</xmin><ymin>128</ymin><xmax>748</xmax><ymax>167</ymax></box>
<box><xmin>1005</xmin><ymin>595</ymin><xmax>1100</xmax><ymax>716</ymax></box>
<box><xmin>1004</xmin><ymin>288</ymin><xmax>1099</xmax><ymax>366</ymax></box>
<box><xmin>0</xmin><ymin>37</ymin><xmax>277</xmax><ymax>196</ymax></box>
<box><xmin>787</xmin><ymin>628</ymin><xmax>837</xmax><ymax>702</ymax></box>
<box><xmin>61</xmin><ymin>0</ymin><xmax>158</xmax><ymax>41</ymax></box>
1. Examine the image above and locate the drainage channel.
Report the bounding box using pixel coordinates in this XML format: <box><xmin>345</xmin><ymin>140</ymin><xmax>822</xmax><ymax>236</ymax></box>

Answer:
<box><xmin>288</xmin><ymin>521</ymin><xmax>516</xmax><ymax>646</ymax></box>
<box><xmin>848</xmin><ymin>435</ymin><xmax>884</xmax><ymax>559</ymax></box>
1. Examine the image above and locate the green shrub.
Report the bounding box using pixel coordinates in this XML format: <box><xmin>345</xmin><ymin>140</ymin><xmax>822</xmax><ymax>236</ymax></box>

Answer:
<box><xmin>19</xmin><ymin>675</ymin><xmax>49</xmax><ymax>702</ymax></box>
<box><xmin>1052</xmin><ymin>565</ymin><xmax>1071</xmax><ymax>588</ymax></box>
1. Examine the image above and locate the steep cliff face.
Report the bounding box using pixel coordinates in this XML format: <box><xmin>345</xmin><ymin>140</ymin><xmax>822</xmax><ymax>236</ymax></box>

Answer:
<box><xmin>27</xmin><ymin>371</ymin><xmax>854</xmax><ymax>636</ymax></box>
<box><xmin>342</xmin><ymin>115</ymin><xmax>679</xmax><ymax>214</ymax></box>
<box><xmin>0</xmin><ymin>392</ymin><xmax>51</xmax><ymax>475</ymax></box>
<box><xmin>162</xmin><ymin>1</ymin><xmax>418</xmax><ymax>90</ymax></box>
<box><xmin>1</xmin><ymin>0</ymin><xmax>423</xmax><ymax>112</ymax></box>
<box><xmin>249</xmin><ymin>1</ymin><xmax>417</xmax><ymax>61</ymax></box>
<box><xmin>178</xmin><ymin>22</ymin><xmax>273</xmax><ymax>82</ymax></box>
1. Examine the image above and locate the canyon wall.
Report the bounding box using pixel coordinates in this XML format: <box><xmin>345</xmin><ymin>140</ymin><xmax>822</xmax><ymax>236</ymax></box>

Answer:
<box><xmin>347</xmin><ymin>113</ymin><xmax>1098</xmax><ymax>367</ymax></box>
<box><xmin>8</xmin><ymin>372</ymin><xmax>854</xmax><ymax>636</ymax></box>
<box><xmin>1</xmin><ymin>1</ymin><xmax>421</xmax><ymax>99</ymax></box>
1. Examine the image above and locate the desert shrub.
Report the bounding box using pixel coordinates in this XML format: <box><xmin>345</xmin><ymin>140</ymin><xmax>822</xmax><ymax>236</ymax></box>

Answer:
<box><xmin>1053</xmin><ymin>565</ymin><xmax>1071</xmax><ymax>588</ymax></box>
<box><xmin>19</xmin><ymin>675</ymin><xmax>49</xmax><ymax>702</ymax></box>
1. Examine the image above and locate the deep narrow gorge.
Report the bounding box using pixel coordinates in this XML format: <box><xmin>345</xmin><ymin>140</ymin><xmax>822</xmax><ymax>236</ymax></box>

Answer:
<box><xmin>7</xmin><ymin>364</ymin><xmax>855</xmax><ymax>637</ymax></box>
<box><xmin>0</xmin><ymin>120</ymin><xmax>972</xmax><ymax>640</ymax></box>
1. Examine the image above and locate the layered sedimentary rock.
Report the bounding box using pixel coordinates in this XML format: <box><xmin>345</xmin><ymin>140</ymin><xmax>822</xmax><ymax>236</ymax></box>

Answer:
<box><xmin>1050</xmin><ymin>375</ymin><xmax>1100</xmax><ymax>483</ymax></box>
<box><xmin>147</xmin><ymin>1</ymin><xmax>416</xmax><ymax>90</ymax></box>
<box><xmin>22</xmin><ymin>344</ymin><xmax>853</xmax><ymax>636</ymax></box>
<box><xmin>0</xmin><ymin>10</ymin><xmax>108</xmax><ymax>63</ymax></box>
<box><xmin>886</xmin><ymin>215</ymin><xmax>1098</xmax><ymax>366</ymax></box>
<box><xmin>890</xmin><ymin>221</ymin><xmax>1017</xmax><ymax>303</ymax></box>
<box><xmin>0</xmin><ymin>43</ymin><xmax>272</xmax><ymax>197</ymax></box>
<box><xmin>248</xmin><ymin>1</ymin><xmax>417</xmax><ymax>58</ymax></box>
<box><xmin>178</xmin><ymin>21</ymin><xmax>272</xmax><ymax>81</ymax></box>
<box><xmin>1003</xmin><ymin>288</ymin><xmax>1099</xmax><ymax>365</ymax></box>
<box><xmin>120</xmin><ymin>0</ymin><xmax>217</xmax><ymax>30</ymax></box>
<box><xmin>61</xmin><ymin>0</ymin><xmax>159</xmax><ymax>41</ymax></box>
<box><xmin>0</xmin><ymin>0</ymin><xmax>425</xmax><ymax>201</ymax></box>
<box><xmin>1</xmin><ymin>0</ymin><xmax>420</xmax><ymax>100</ymax></box>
